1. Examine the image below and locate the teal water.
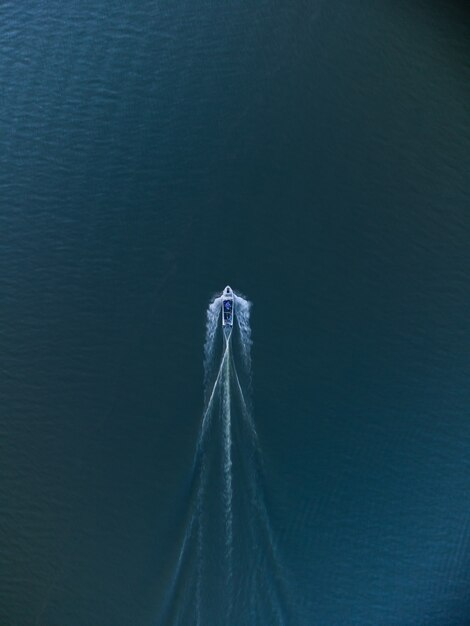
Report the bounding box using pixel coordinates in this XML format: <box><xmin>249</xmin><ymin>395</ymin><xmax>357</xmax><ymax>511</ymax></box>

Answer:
<box><xmin>1</xmin><ymin>1</ymin><xmax>469</xmax><ymax>624</ymax></box>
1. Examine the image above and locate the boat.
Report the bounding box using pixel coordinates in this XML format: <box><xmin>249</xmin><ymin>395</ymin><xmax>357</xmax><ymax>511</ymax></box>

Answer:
<box><xmin>222</xmin><ymin>286</ymin><xmax>234</xmax><ymax>330</ymax></box>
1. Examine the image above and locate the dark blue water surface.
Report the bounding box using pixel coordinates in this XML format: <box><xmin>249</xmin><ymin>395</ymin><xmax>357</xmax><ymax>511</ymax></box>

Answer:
<box><xmin>1</xmin><ymin>1</ymin><xmax>469</xmax><ymax>624</ymax></box>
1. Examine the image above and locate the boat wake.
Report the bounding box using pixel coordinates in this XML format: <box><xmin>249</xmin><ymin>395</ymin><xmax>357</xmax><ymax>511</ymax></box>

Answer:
<box><xmin>158</xmin><ymin>290</ymin><xmax>289</xmax><ymax>625</ymax></box>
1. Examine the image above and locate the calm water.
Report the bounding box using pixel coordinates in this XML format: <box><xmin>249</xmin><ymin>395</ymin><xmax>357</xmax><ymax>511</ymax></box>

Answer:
<box><xmin>1</xmin><ymin>1</ymin><xmax>469</xmax><ymax>624</ymax></box>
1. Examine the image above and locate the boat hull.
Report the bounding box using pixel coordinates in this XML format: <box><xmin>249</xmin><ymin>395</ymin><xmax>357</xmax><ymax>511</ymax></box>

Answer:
<box><xmin>222</xmin><ymin>286</ymin><xmax>234</xmax><ymax>329</ymax></box>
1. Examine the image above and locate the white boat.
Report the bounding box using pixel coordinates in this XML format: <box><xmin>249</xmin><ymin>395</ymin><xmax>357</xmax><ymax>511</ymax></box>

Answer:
<box><xmin>222</xmin><ymin>286</ymin><xmax>234</xmax><ymax>329</ymax></box>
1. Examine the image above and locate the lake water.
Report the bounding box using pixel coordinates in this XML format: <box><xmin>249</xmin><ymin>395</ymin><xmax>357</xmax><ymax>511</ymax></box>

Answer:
<box><xmin>1</xmin><ymin>1</ymin><xmax>469</xmax><ymax>624</ymax></box>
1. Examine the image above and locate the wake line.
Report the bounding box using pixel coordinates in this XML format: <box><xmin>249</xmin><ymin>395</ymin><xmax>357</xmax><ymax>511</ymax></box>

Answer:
<box><xmin>196</xmin><ymin>342</ymin><xmax>230</xmax><ymax>459</ymax></box>
<box><xmin>230</xmin><ymin>352</ymin><xmax>257</xmax><ymax>440</ymax></box>
<box><xmin>222</xmin><ymin>344</ymin><xmax>233</xmax><ymax>618</ymax></box>
<box><xmin>195</xmin><ymin>448</ymin><xmax>207</xmax><ymax>626</ymax></box>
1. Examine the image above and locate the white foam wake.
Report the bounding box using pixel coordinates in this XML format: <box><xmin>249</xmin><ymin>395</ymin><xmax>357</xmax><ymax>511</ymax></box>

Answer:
<box><xmin>203</xmin><ymin>295</ymin><xmax>222</xmax><ymax>396</ymax></box>
<box><xmin>159</xmin><ymin>288</ymin><xmax>291</xmax><ymax>626</ymax></box>
<box><xmin>234</xmin><ymin>293</ymin><xmax>252</xmax><ymax>374</ymax></box>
